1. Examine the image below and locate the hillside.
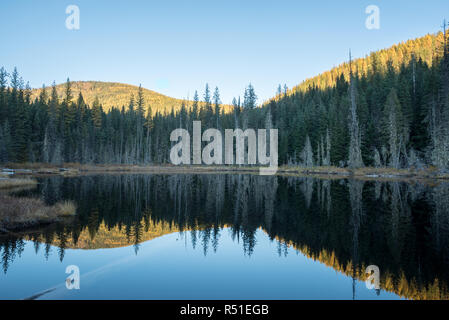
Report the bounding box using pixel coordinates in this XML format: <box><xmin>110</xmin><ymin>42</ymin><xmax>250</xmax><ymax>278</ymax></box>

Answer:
<box><xmin>271</xmin><ymin>32</ymin><xmax>448</xmax><ymax>100</ymax></box>
<box><xmin>260</xmin><ymin>31</ymin><xmax>449</xmax><ymax>168</ymax></box>
<box><xmin>31</xmin><ymin>81</ymin><xmax>191</xmax><ymax>114</ymax></box>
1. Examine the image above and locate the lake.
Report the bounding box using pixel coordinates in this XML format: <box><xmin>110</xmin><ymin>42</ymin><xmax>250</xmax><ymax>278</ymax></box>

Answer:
<box><xmin>1</xmin><ymin>174</ymin><xmax>448</xmax><ymax>300</ymax></box>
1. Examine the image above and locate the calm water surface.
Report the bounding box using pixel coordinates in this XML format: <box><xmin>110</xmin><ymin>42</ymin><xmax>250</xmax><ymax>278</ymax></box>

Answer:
<box><xmin>1</xmin><ymin>174</ymin><xmax>448</xmax><ymax>300</ymax></box>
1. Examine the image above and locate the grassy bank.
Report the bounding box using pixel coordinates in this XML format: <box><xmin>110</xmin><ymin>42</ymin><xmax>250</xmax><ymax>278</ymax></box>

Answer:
<box><xmin>0</xmin><ymin>178</ymin><xmax>38</xmax><ymax>190</ymax></box>
<box><xmin>0</xmin><ymin>194</ymin><xmax>76</xmax><ymax>232</ymax></box>
<box><xmin>277</xmin><ymin>165</ymin><xmax>449</xmax><ymax>180</ymax></box>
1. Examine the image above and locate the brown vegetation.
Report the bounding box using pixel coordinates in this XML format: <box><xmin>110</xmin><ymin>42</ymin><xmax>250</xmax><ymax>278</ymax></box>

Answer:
<box><xmin>0</xmin><ymin>178</ymin><xmax>37</xmax><ymax>189</ymax></box>
<box><xmin>0</xmin><ymin>194</ymin><xmax>76</xmax><ymax>231</ymax></box>
<box><xmin>3</xmin><ymin>162</ymin><xmax>449</xmax><ymax>182</ymax></box>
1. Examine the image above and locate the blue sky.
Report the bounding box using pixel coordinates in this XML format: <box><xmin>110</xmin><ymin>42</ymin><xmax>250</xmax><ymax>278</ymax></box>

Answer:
<box><xmin>0</xmin><ymin>0</ymin><xmax>448</xmax><ymax>104</ymax></box>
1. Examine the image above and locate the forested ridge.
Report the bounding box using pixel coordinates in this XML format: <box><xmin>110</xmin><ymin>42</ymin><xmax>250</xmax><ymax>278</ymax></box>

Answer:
<box><xmin>30</xmin><ymin>81</ymin><xmax>191</xmax><ymax>114</ymax></box>
<box><xmin>30</xmin><ymin>81</ymin><xmax>233</xmax><ymax>115</ymax></box>
<box><xmin>1</xmin><ymin>30</ymin><xmax>449</xmax><ymax>169</ymax></box>
<box><xmin>267</xmin><ymin>30</ymin><xmax>449</xmax><ymax>169</ymax></box>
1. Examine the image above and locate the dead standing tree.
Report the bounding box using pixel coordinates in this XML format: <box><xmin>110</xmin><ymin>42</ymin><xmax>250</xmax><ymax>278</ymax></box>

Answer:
<box><xmin>348</xmin><ymin>50</ymin><xmax>364</xmax><ymax>169</ymax></box>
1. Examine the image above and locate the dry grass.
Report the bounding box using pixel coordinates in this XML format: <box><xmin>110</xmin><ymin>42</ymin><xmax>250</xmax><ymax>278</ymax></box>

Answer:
<box><xmin>53</xmin><ymin>201</ymin><xmax>77</xmax><ymax>216</ymax></box>
<box><xmin>2</xmin><ymin>162</ymin><xmax>449</xmax><ymax>181</ymax></box>
<box><xmin>278</xmin><ymin>165</ymin><xmax>449</xmax><ymax>180</ymax></box>
<box><xmin>0</xmin><ymin>178</ymin><xmax>37</xmax><ymax>189</ymax></box>
<box><xmin>0</xmin><ymin>194</ymin><xmax>76</xmax><ymax>231</ymax></box>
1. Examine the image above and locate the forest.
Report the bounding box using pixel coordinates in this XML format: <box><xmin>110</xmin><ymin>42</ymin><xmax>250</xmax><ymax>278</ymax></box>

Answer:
<box><xmin>0</xmin><ymin>30</ymin><xmax>448</xmax><ymax>170</ymax></box>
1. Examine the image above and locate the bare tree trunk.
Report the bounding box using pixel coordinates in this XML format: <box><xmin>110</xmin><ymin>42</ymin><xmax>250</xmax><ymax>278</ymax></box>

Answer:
<box><xmin>348</xmin><ymin>52</ymin><xmax>364</xmax><ymax>169</ymax></box>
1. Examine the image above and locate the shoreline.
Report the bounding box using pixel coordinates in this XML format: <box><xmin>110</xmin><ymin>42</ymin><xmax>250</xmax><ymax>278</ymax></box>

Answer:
<box><xmin>2</xmin><ymin>163</ymin><xmax>449</xmax><ymax>182</ymax></box>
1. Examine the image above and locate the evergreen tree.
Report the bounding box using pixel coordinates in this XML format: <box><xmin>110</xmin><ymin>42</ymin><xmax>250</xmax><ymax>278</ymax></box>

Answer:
<box><xmin>384</xmin><ymin>89</ymin><xmax>406</xmax><ymax>168</ymax></box>
<box><xmin>213</xmin><ymin>86</ymin><xmax>221</xmax><ymax>128</ymax></box>
<box><xmin>243</xmin><ymin>83</ymin><xmax>257</xmax><ymax>109</ymax></box>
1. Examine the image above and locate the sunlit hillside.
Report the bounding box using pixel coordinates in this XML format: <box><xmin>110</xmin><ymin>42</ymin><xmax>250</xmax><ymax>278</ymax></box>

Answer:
<box><xmin>267</xmin><ymin>31</ymin><xmax>448</xmax><ymax>103</ymax></box>
<box><xmin>30</xmin><ymin>81</ymin><xmax>232</xmax><ymax>115</ymax></box>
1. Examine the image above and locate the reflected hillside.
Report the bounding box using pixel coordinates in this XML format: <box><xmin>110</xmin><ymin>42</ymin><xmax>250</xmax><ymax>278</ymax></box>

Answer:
<box><xmin>1</xmin><ymin>174</ymin><xmax>449</xmax><ymax>300</ymax></box>
<box><xmin>25</xmin><ymin>219</ymin><xmax>177</xmax><ymax>250</ymax></box>
<box><xmin>277</xmin><ymin>238</ymin><xmax>448</xmax><ymax>300</ymax></box>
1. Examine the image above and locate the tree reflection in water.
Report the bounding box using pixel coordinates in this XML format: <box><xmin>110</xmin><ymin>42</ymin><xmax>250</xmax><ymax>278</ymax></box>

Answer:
<box><xmin>1</xmin><ymin>174</ymin><xmax>449</xmax><ymax>299</ymax></box>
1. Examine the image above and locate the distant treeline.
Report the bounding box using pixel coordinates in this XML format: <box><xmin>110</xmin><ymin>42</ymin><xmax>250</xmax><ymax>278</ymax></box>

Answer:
<box><xmin>0</xmin><ymin>31</ymin><xmax>448</xmax><ymax>168</ymax></box>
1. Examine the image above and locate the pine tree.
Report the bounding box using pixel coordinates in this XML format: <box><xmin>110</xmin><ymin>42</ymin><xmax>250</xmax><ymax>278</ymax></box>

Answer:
<box><xmin>0</xmin><ymin>122</ymin><xmax>11</xmax><ymax>162</ymax></box>
<box><xmin>348</xmin><ymin>52</ymin><xmax>364</xmax><ymax>168</ymax></box>
<box><xmin>373</xmin><ymin>148</ymin><xmax>382</xmax><ymax>167</ymax></box>
<box><xmin>92</xmin><ymin>97</ymin><xmax>102</xmax><ymax>129</ymax></box>
<box><xmin>8</xmin><ymin>67</ymin><xmax>28</xmax><ymax>162</ymax></box>
<box><xmin>144</xmin><ymin>105</ymin><xmax>153</xmax><ymax>164</ymax></box>
<box><xmin>384</xmin><ymin>88</ymin><xmax>405</xmax><ymax>169</ymax></box>
<box><xmin>243</xmin><ymin>83</ymin><xmax>257</xmax><ymax>109</ymax></box>
<box><xmin>135</xmin><ymin>85</ymin><xmax>145</xmax><ymax>162</ymax></box>
<box><xmin>213</xmin><ymin>86</ymin><xmax>221</xmax><ymax>128</ymax></box>
<box><xmin>192</xmin><ymin>90</ymin><xmax>199</xmax><ymax>120</ymax></box>
<box><xmin>0</xmin><ymin>67</ymin><xmax>9</xmax><ymax>124</ymax></box>
<box><xmin>203</xmin><ymin>83</ymin><xmax>213</xmax><ymax>128</ymax></box>
<box><xmin>323</xmin><ymin>128</ymin><xmax>331</xmax><ymax>166</ymax></box>
<box><xmin>301</xmin><ymin>135</ymin><xmax>314</xmax><ymax>167</ymax></box>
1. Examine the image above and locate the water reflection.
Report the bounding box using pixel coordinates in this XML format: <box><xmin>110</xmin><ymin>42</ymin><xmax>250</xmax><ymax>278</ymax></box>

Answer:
<box><xmin>1</xmin><ymin>174</ymin><xmax>449</xmax><ymax>299</ymax></box>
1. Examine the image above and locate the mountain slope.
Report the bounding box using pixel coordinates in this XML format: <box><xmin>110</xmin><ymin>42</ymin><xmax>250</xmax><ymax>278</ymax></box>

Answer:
<box><xmin>261</xmin><ymin>31</ymin><xmax>449</xmax><ymax>167</ymax></box>
<box><xmin>269</xmin><ymin>32</ymin><xmax>447</xmax><ymax>101</ymax></box>
<box><xmin>31</xmin><ymin>81</ymin><xmax>188</xmax><ymax>114</ymax></box>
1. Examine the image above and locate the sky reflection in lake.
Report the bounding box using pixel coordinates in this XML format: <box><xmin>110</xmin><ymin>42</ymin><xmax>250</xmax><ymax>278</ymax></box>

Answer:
<box><xmin>1</xmin><ymin>174</ymin><xmax>448</xmax><ymax>300</ymax></box>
